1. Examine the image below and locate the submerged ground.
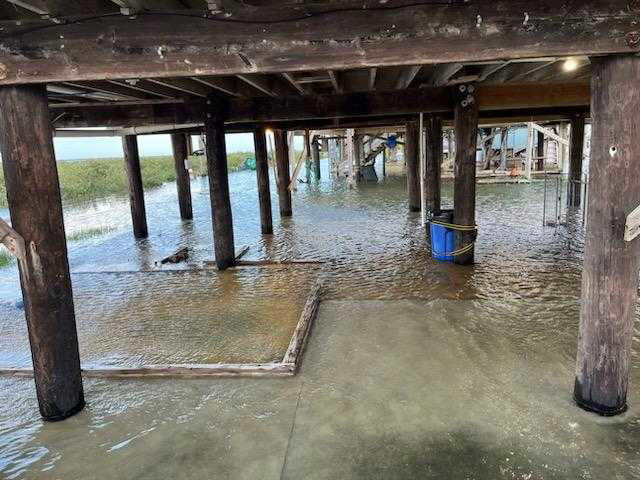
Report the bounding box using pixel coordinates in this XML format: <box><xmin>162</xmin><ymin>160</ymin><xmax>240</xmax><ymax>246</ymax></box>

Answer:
<box><xmin>0</xmin><ymin>159</ymin><xmax>638</xmax><ymax>479</ymax></box>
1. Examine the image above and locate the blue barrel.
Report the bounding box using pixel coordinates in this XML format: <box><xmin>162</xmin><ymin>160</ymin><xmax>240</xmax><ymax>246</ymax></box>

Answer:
<box><xmin>429</xmin><ymin>210</ymin><xmax>456</xmax><ymax>263</ymax></box>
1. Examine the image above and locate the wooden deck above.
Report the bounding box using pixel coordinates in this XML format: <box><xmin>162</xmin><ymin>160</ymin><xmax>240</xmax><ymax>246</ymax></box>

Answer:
<box><xmin>0</xmin><ymin>1</ymin><xmax>634</xmax><ymax>128</ymax></box>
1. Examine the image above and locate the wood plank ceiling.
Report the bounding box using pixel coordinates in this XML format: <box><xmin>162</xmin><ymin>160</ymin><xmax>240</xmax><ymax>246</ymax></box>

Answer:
<box><xmin>0</xmin><ymin>1</ymin><xmax>592</xmax><ymax>111</ymax></box>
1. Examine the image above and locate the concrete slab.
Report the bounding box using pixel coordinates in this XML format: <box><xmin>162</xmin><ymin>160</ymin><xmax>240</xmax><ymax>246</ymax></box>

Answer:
<box><xmin>282</xmin><ymin>300</ymin><xmax>640</xmax><ymax>480</ymax></box>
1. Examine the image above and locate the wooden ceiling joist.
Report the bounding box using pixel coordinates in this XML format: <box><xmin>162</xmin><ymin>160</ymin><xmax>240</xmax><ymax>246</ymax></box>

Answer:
<box><xmin>51</xmin><ymin>81</ymin><xmax>590</xmax><ymax>129</ymax></box>
<box><xmin>327</xmin><ymin>71</ymin><xmax>342</xmax><ymax>94</ymax></box>
<box><xmin>1</xmin><ymin>1</ymin><xmax>635</xmax><ymax>85</ymax></box>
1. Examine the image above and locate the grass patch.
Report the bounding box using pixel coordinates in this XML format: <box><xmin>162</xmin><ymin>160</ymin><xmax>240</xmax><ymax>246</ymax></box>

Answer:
<box><xmin>67</xmin><ymin>226</ymin><xmax>117</xmax><ymax>242</ymax></box>
<box><xmin>0</xmin><ymin>248</ymin><xmax>12</xmax><ymax>268</ymax></box>
<box><xmin>0</xmin><ymin>152</ymin><xmax>255</xmax><ymax>209</ymax></box>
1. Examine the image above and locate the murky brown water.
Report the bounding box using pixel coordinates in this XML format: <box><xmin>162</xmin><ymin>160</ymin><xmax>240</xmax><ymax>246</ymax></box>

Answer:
<box><xmin>0</xmin><ymin>160</ymin><xmax>638</xmax><ymax>478</ymax></box>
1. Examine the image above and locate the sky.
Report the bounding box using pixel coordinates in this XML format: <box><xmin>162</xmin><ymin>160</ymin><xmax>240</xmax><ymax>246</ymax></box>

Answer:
<box><xmin>53</xmin><ymin>132</ymin><xmax>256</xmax><ymax>161</ymax></box>
<box><xmin>51</xmin><ymin>129</ymin><xmax>529</xmax><ymax>161</ymax></box>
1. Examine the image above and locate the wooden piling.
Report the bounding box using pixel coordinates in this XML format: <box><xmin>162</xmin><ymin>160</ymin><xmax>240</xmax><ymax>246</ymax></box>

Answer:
<box><xmin>274</xmin><ymin>129</ymin><xmax>292</xmax><ymax>217</ymax></box>
<box><xmin>170</xmin><ymin>133</ymin><xmax>193</xmax><ymax>220</ymax></box>
<box><xmin>499</xmin><ymin>128</ymin><xmax>508</xmax><ymax>171</ymax></box>
<box><xmin>574</xmin><ymin>55</ymin><xmax>640</xmax><ymax>416</ymax></box>
<box><xmin>312</xmin><ymin>135</ymin><xmax>321</xmax><ymax>180</ymax></box>
<box><xmin>253</xmin><ymin>127</ymin><xmax>273</xmax><ymax>234</ymax></box>
<box><xmin>0</xmin><ymin>85</ymin><xmax>84</xmax><ymax>421</ymax></box>
<box><xmin>453</xmin><ymin>86</ymin><xmax>478</xmax><ymax>265</ymax></box>
<box><xmin>405</xmin><ymin>120</ymin><xmax>421</xmax><ymax>212</ymax></box>
<box><xmin>424</xmin><ymin>115</ymin><xmax>442</xmax><ymax>215</ymax></box>
<box><xmin>205</xmin><ymin>111</ymin><xmax>235</xmax><ymax>270</ymax></box>
<box><xmin>567</xmin><ymin>115</ymin><xmax>585</xmax><ymax>207</ymax></box>
<box><xmin>536</xmin><ymin>130</ymin><xmax>545</xmax><ymax>171</ymax></box>
<box><xmin>122</xmin><ymin>135</ymin><xmax>148</xmax><ymax>238</ymax></box>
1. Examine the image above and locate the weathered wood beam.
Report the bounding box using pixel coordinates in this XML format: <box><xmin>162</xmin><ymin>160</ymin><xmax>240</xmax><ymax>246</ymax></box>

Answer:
<box><xmin>0</xmin><ymin>1</ymin><xmax>638</xmax><ymax>84</ymax></box>
<box><xmin>147</xmin><ymin>78</ymin><xmax>211</xmax><ymax>98</ymax></box>
<box><xmin>368</xmin><ymin>67</ymin><xmax>377</xmax><ymax>91</ymax></box>
<box><xmin>453</xmin><ymin>85</ymin><xmax>478</xmax><ymax>266</ymax></box>
<box><xmin>567</xmin><ymin>115</ymin><xmax>585</xmax><ymax>207</ymax></box>
<box><xmin>574</xmin><ymin>55</ymin><xmax>640</xmax><ymax>416</ymax></box>
<box><xmin>274</xmin><ymin>129</ymin><xmax>292</xmax><ymax>217</ymax></box>
<box><xmin>253</xmin><ymin>126</ymin><xmax>273</xmax><ymax>234</ymax></box>
<box><xmin>51</xmin><ymin>82</ymin><xmax>591</xmax><ymax>128</ymax></box>
<box><xmin>237</xmin><ymin>74</ymin><xmax>279</xmax><ymax>97</ymax></box>
<box><xmin>0</xmin><ymin>84</ymin><xmax>84</xmax><ymax>421</ymax></box>
<box><xmin>205</xmin><ymin>105</ymin><xmax>235</xmax><ymax>270</ymax></box>
<box><xmin>427</xmin><ymin>63</ymin><xmax>463</xmax><ymax>86</ymax></box>
<box><xmin>281</xmin><ymin>72</ymin><xmax>306</xmax><ymax>95</ymax></box>
<box><xmin>405</xmin><ymin>119</ymin><xmax>420</xmax><ymax>211</ymax></box>
<box><xmin>4</xmin><ymin>0</ymin><xmax>47</xmax><ymax>15</ymax></box>
<box><xmin>395</xmin><ymin>65</ymin><xmax>421</xmax><ymax>89</ymax></box>
<box><xmin>122</xmin><ymin>134</ymin><xmax>148</xmax><ymax>238</ymax></box>
<box><xmin>170</xmin><ymin>132</ymin><xmax>193</xmax><ymax>220</ymax></box>
<box><xmin>107</xmin><ymin>79</ymin><xmax>176</xmax><ymax>99</ymax></box>
<box><xmin>327</xmin><ymin>70</ymin><xmax>342</xmax><ymax>94</ymax></box>
<box><xmin>424</xmin><ymin>115</ymin><xmax>442</xmax><ymax>215</ymax></box>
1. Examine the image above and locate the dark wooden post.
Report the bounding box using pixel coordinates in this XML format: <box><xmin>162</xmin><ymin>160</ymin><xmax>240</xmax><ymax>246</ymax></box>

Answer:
<box><xmin>453</xmin><ymin>85</ymin><xmax>478</xmax><ymax>265</ymax></box>
<box><xmin>170</xmin><ymin>133</ymin><xmax>193</xmax><ymax>220</ymax></box>
<box><xmin>405</xmin><ymin>120</ymin><xmax>420</xmax><ymax>212</ymax></box>
<box><xmin>567</xmin><ymin>115</ymin><xmax>586</xmax><ymax>207</ymax></box>
<box><xmin>574</xmin><ymin>55</ymin><xmax>640</xmax><ymax>416</ymax></box>
<box><xmin>425</xmin><ymin>115</ymin><xmax>443</xmax><ymax>216</ymax></box>
<box><xmin>274</xmin><ymin>129</ymin><xmax>292</xmax><ymax>217</ymax></box>
<box><xmin>205</xmin><ymin>106</ymin><xmax>235</xmax><ymax>270</ymax></box>
<box><xmin>536</xmin><ymin>131</ymin><xmax>545</xmax><ymax>171</ymax></box>
<box><xmin>312</xmin><ymin>136</ymin><xmax>321</xmax><ymax>180</ymax></box>
<box><xmin>122</xmin><ymin>135</ymin><xmax>148</xmax><ymax>238</ymax></box>
<box><xmin>253</xmin><ymin>127</ymin><xmax>273</xmax><ymax>234</ymax></box>
<box><xmin>0</xmin><ymin>85</ymin><xmax>84</xmax><ymax>421</ymax></box>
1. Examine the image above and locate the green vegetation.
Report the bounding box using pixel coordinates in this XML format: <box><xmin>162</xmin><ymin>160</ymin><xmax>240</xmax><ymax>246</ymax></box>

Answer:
<box><xmin>0</xmin><ymin>249</ymin><xmax>12</xmax><ymax>268</ymax></box>
<box><xmin>0</xmin><ymin>152</ymin><xmax>254</xmax><ymax>209</ymax></box>
<box><xmin>67</xmin><ymin>226</ymin><xmax>117</xmax><ymax>242</ymax></box>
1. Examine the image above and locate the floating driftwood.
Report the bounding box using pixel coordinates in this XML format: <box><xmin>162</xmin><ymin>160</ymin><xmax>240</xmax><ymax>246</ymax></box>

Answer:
<box><xmin>283</xmin><ymin>281</ymin><xmax>322</xmax><ymax>371</ymax></box>
<box><xmin>160</xmin><ymin>247</ymin><xmax>189</xmax><ymax>264</ymax></box>
<box><xmin>234</xmin><ymin>259</ymin><xmax>325</xmax><ymax>267</ymax></box>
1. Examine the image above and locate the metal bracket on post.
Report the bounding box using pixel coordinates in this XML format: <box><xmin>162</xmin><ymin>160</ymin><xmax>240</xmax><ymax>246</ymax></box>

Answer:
<box><xmin>0</xmin><ymin>218</ymin><xmax>26</xmax><ymax>261</ymax></box>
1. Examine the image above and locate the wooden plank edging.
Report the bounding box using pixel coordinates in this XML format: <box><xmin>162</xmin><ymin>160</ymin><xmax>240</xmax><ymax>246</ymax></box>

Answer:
<box><xmin>0</xmin><ymin>277</ymin><xmax>324</xmax><ymax>379</ymax></box>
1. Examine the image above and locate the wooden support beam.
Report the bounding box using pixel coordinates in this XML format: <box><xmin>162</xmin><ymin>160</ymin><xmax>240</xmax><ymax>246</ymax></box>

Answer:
<box><xmin>536</xmin><ymin>130</ymin><xmax>545</xmax><ymax>171</ymax></box>
<box><xmin>327</xmin><ymin>70</ymin><xmax>342</xmax><ymax>94</ymax></box>
<box><xmin>281</xmin><ymin>72</ymin><xmax>306</xmax><ymax>95</ymax></box>
<box><xmin>395</xmin><ymin>65</ymin><xmax>421</xmax><ymax>89</ymax></box>
<box><xmin>574</xmin><ymin>55</ymin><xmax>640</xmax><ymax>416</ymax></box>
<box><xmin>253</xmin><ymin>126</ymin><xmax>273</xmax><ymax>234</ymax></box>
<box><xmin>237</xmin><ymin>74</ymin><xmax>278</xmax><ymax>97</ymax></box>
<box><xmin>424</xmin><ymin>115</ymin><xmax>443</xmax><ymax>215</ymax></box>
<box><xmin>0</xmin><ymin>84</ymin><xmax>84</xmax><ymax>421</ymax></box>
<box><xmin>567</xmin><ymin>115</ymin><xmax>585</xmax><ymax>207</ymax></box>
<box><xmin>52</xmin><ymin>82</ymin><xmax>590</xmax><ymax>129</ymax></box>
<box><xmin>170</xmin><ymin>133</ymin><xmax>193</xmax><ymax>220</ymax></box>
<box><xmin>273</xmin><ymin>129</ymin><xmax>292</xmax><ymax>217</ymax></box>
<box><xmin>368</xmin><ymin>68</ymin><xmax>377</xmax><ymax>91</ymax></box>
<box><xmin>498</xmin><ymin>127</ymin><xmax>508</xmax><ymax>171</ymax></box>
<box><xmin>453</xmin><ymin>85</ymin><xmax>478</xmax><ymax>265</ymax></box>
<box><xmin>311</xmin><ymin>134</ymin><xmax>321</xmax><ymax>180</ymax></box>
<box><xmin>427</xmin><ymin>63</ymin><xmax>463</xmax><ymax>86</ymax></box>
<box><xmin>405</xmin><ymin>120</ymin><xmax>420</xmax><ymax>212</ymax></box>
<box><xmin>4</xmin><ymin>0</ymin><xmax>47</xmax><ymax>15</ymax></box>
<box><xmin>2</xmin><ymin>2</ymin><xmax>637</xmax><ymax>85</ymax></box>
<box><xmin>205</xmin><ymin>107</ymin><xmax>235</xmax><ymax>270</ymax></box>
<box><xmin>122</xmin><ymin>134</ymin><xmax>148</xmax><ymax>238</ymax></box>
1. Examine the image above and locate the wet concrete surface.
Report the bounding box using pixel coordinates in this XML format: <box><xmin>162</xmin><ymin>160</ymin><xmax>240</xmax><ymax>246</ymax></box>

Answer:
<box><xmin>0</xmin><ymin>159</ymin><xmax>639</xmax><ymax>478</ymax></box>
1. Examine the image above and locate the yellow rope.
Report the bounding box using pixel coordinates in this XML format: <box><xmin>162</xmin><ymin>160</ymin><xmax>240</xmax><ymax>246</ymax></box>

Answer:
<box><xmin>429</xmin><ymin>220</ymin><xmax>477</xmax><ymax>232</ymax></box>
<box><xmin>429</xmin><ymin>220</ymin><xmax>477</xmax><ymax>257</ymax></box>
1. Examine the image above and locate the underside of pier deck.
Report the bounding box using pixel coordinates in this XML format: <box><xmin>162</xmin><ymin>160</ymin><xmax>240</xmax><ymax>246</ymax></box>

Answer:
<box><xmin>0</xmin><ymin>0</ymin><xmax>639</xmax><ymax>421</ymax></box>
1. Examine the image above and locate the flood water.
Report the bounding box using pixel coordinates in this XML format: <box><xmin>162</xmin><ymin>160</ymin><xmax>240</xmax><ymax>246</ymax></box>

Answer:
<box><xmin>0</xmin><ymin>159</ymin><xmax>639</xmax><ymax>479</ymax></box>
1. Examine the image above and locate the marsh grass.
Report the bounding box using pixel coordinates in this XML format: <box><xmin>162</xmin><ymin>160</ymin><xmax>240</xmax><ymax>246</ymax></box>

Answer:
<box><xmin>0</xmin><ymin>152</ymin><xmax>253</xmax><ymax>209</ymax></box>
<box><xmin>67</xmin><ymin>226</ymin><xmax>117</xmax><ymax>243</ymax></box>
<box><xmin>0</xmin><ymin>248</ymin><xmax>12</xmax><ymax>268</ymax></box>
